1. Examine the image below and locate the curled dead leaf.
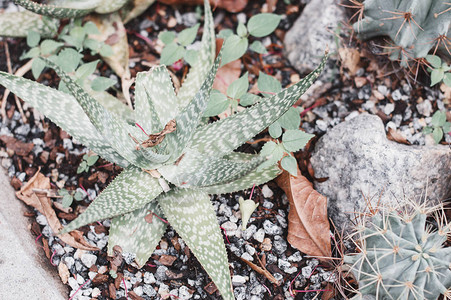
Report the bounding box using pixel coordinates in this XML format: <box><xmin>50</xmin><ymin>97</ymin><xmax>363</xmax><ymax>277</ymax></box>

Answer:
<box><xmin>58</xmin><ymin>262</ymin><xmax>70</xmax><ymax>284</ymax></box>
<box><xmin>338</xmin><ymin>47</ymin><xmax>360</xmax><ymax>76</ymax></box>
<box><xmin>387</xmin><ymin>127</ymin><xmax>410</xmax><ymax>145</ymax></box>
<box><xmin>275</xmin><ymin>167</ymin><xmax>331</xmax><ymax>260</ymax></box>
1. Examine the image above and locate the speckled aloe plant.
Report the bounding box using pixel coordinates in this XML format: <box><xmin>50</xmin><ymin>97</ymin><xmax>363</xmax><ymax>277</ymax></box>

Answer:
<box><xmin>344</xmin><ymin>199</ymin><xmax>451</xmax><ymax>300</ymax></box>
<box><xmin>0</xmin><ymin>1</ymin><xmax>327</xmax><ymax>298</ymax></box>
<box><xmin>0</xmin><ymin>0</ymin><xmax>156</xmax><ymax>37</ymax></box>
<box><xmin>354</xmin><ymin>0</ymin><xmax>451</xmax><ymax>66</ymax></box>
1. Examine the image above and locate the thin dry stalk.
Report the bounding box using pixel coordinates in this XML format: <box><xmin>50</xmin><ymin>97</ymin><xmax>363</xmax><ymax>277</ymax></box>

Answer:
<box><xmin>1</xmin><ymin>42</ymin><xmax>29</xmax><ymax>123</ymax></box>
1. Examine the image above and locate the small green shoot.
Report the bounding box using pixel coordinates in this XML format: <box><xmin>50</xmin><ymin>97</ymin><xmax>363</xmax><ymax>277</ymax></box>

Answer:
<box><xmin>22</xmin><ymin>21</ymin><xmax>115</xmax><ymax>91</ymax></box>
<box><xmin>426</xmin><ymin>55</ymin><xmax>451</xmax><ymax>87</ymax></box>
<box><xmin>218</xmin><ymin>13</ymin><xmax>282</xmax><ymax>65</ymax></box>
<box><xmin>77</xmin><ymin>154</ymin><xmax>99</xmax><ymax>174</ymax></box>
<box><xmin>423</xmin><ymin>110</ymin><xmax>450</xmax><ymax>144</ymax></box>
<box><xmin>159</xmin><ymin>23</ymin><xmax>201</xmax><ymax>66</ymax></box>
<box><xmin>59</xmin><ymin>188</ymin><xmax>84</xmax><ymax>207</ymax></box>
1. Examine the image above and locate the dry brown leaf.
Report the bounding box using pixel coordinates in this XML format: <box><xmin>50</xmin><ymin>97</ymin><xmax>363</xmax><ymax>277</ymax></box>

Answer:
<box><xmin>17</xmin><ymin>171</ymin><xmax>98</xmax><ymax>251</ymax></box>
<box><xmin>275</xmin><ymin>168</ymin><xmax>331</xmax><ymax>260</ymax></box>
<box><xmin>338</xmin><ymin>47</ymin><xmax>360</xmax><ymax>76</ymax></box>
<box><xmin>387</xmin><ymin>127</ymin><xmax>410</xmax><ymax>145</ymax></box>
<box><xmin>158</xmin><ymin>254</ymin><xmax>177</xmax><ymax>266</ymax></box>
<box><xmin>58</xmin><ymin>262</ymin><xmax>70</xmax><ymax>284</ymax></box>
<box><xmin>265</xmin><ymin>0</ymin><xmax>277</xmax><ymax>12</ymax></box>
<box><xmin>212</xmin><ymin>59</ymin><xmax>241</xmax><ymax>95</ymax></box>
<box><xmin>16</xmin><ymin>170</ymin><xmax>48</xmax><ymax>214</ymax></box>
<box><xmin>158</xmin><ymin>0</ymin><xmax>248</xmax><ymax>12</ymax></box>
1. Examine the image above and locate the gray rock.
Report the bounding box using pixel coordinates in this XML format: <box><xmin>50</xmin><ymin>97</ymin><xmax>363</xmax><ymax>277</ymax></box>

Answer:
<box><xmin>262</xmin><ymin>220</ymin><xmax>283</xmax><ymax>235</ymax></box>
<box><xmin>232</xmin><ymin>275</ymin><xmax>247</xmax><ymax>286</ymax></box>
<box><xmin>155</xmin><ymin>266</ymin><xmax>168</xmax><ymax>281</ymax></box>
<box><xmin>284</xmin><ymin>0</ymin><xmax>345</xmax><ymax>73</ymax></box>
<box><xmin>273</xmin><ymin>235</ymin><xmax>287</xmax><ymax>254</ymax></box>
<box><xmin>81</xmin><ymin>253</ymin><xmax>97</xmax><ymax>268</ymax></box>
<box><xmin>311</xmin><ymin>114</ymin><xmax>451</xmax><ymax>231</ymax></box>
<box><xmin>261</xmin><ymin>184</ymin><xmax>273</xmax><ymax>198</ymax></box>
<box><xmin>178</xmin><ymin>286</ymin><xmax>192</xmax><ymax>299</ymax></box>
<box><xmin>242</xmin><ymin>224</ymin><xmax>257</xmax><ymax>240</ymax></box>
<box><xmin>143</xmin><ymin>284</ymin><xmax>157</xmax><ymax>297</ymax></box>
<box><xmin>253</xmin><ymin>228</ymin><xmax>265</xmax><ymax>243</ymax></box>
<box><xmin>417</xmin><ymin>100</ymin><xmax>432</xmax><ymax>116</ymax></box>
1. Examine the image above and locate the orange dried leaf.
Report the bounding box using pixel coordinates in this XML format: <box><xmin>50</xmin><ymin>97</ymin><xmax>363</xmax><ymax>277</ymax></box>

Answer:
<box><xmin>338</xmin><ymin>47</ymin><xmax>360</xmax><ymax>76</ymax></box>
<box><xmin>212</xmin><ymin>59</ymin><xmax>241</xmax><ymax>95</ymax></box>
<box><xmin>275</xmin><ymin>167</ymin><xmax>331</xmax><ymax>259</ymax></box>
<box><xmin>387</xmin><ymin>127</ymin><xmax>410</xmax><ymax>145</ymax></box>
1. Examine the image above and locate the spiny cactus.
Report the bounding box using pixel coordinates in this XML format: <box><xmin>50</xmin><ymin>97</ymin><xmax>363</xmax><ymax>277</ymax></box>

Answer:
<box><xmin>344</xmin><ymin>198</ymin><xmax>451</xmax><ymax>300</ymax></box>
<box><xmin>0</xmin><ymin>0</ymin><xmax>156</xmax><ymax>38</ymax></box>
<box><xmin>0</xmin><ymin>1</ymin><xmax>327</xmax><ymax>298</ymax></box>
<box><xmin>353</xmin><ymin>0</ymin><xmax>451</xmax><ymax>66</ymax></box>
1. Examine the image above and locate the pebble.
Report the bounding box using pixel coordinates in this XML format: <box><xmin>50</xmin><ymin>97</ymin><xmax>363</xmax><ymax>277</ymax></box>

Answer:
<box><xmin>391</xmin><ymin>89</ymin><xmax>402</xmax><ymax>101</ymax></box>
<box><xmin>218</xmin><ymin>203</ymin><xmax>232</xmax><ymax>217</ymax></box>
<box><xmin>14</xmin><ymin>123</ymin><xmax>30</xmax><ymax>136</ymax></box>
<box><xmin>36</xmin><ymin>214</ymin><xmax>48</xmax><ymax>226</ymax></box>
<box><xmin>155</xmin><ymin>266</ymin><xmax>168</xmax><ymax>281</ymax></box>
<box><xmin>242</xmin><ymin>224</ymin><xmax>257</xmax><ymax>240</ymax></box>
<box><xmin>262</xmin><ymin>200</ymin><xmax>273</xmax><ymax>209</ymax></box>
<box><xmin>288</xmin><ymin>252</ymin><xmax>302</xmax><ymax>262</ymax></box>
<box><xmin>273</xmin><ymin>235</ymin><xmax>287</xmax><ymax>254</ymax></box>
<box><xmin>241</xmin><ymin>252</ymin><xmax>253</xmax><ymax>261</ymax></box>
<box><xmin>81</xmin><ymin>253</ymin><xmax>97</xmax><ymax>268</ymax></box>
<box><xmin>133</xmin><ymin>286</ymin><xmax>143</xmax><ymax>296</ymax></box>
<box><xmin>416</xmin><ymin>100</ymin><xmax>432</xmax><ymax>116</ymax></box>
<box><xmin>179</xmin><ymin>286</ymin><xmax>193</xmax><ymax>299</ymax></box>
<box><xmin>263</xmin><ymin>220</ymin><xmax>283</xmax><ymax>235</ymax></box>
<box><xmin>88</xmin><ymin>271</ymin><xmax>97</xmax><ymax>280</ymax></box>
<box><xmin>316</xmin><ymin>119</ymin><xmax>328</xmax><ymax>131</ymax></box>
<box><xmin>221</xmin><ymin>221</ymin><xmax>238</xmax><ymax>236</ymax></box>
<box><xmin>261</xmin><ymin>185</ymin><xmax>273</xmax><ymax>198</ymax></box>
<box><xmin>122</xmin><ymin>252</ymin><xmax>136</xmax><ymax>264</ymax></box>
<box><xmin>384</xmin><ymin>103</ymin><xmax>395</xmax><ymax>115</ymax></box>
<box><xmin>232</xmin><ymin>275</ymin><xmax>248</xmax><ymax>286</ymax></box>
<box><xmin>143</xmin><ymin>284</ymin><xmax>157</xmax><ymax>297</ymax></box>
<box><xmin>253</xmin><ymin>228</ymin><xmax>265</xmax><ymax>243</ymax></box>
<box><xmin>68</xmin><ymin>277</ymin><xmax>79</xmax><ymax>290</ymax></box>
<box><xmin>91</xmin><ymin>287</ymin><xmax>101</xmax><ymax>297</ymax></box>
<box><xmin>63</xmin><ymin>138</ymin><xmax>73</xmax><ymax>150</ymax></box>
<box><xmin>245</xmin><ymin>244</ymin><xmax>256</xmax><ymax>256</ymax></box>
<box><xmin>377</xmin><ymin>85</ymin><xmax>388</xmax><ymax>96</ymax></box>
<box><xmin>64</xmin><ymin>256</ymin><xmax>75</xmax><ymax>269</ymax></box>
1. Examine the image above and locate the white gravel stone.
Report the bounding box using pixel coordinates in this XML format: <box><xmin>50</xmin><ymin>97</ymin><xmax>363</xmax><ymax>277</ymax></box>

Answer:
<box><xmin>263</xmin><ymin>220</ymin><xmax>282</xmax><ymax>235</ymax></box>
<box><xmin>91</xmin><ymin>287</ymin><xmax>101</xmax><ymax>297</ymax></box>
<box><xmin>221</xmin><ymin>221</ymin><xmax>238</xmax><ymax>236</ymax></box>
<box><xmin>253</xmin><ymin>228</ymin><xmax>265</xmax><ymax>243</ymax></box>
<box><xmin>80</xmin><ymin>253</ymin><xmax>97</xmax><ymax>268</ymax></box>
<box><xmin>36</xmin><ymin>214</ymin><xmax>48</xmax><ymax>226</ymax></box>
<box><xmin>261</xmin><ymin>185</ymin><xmax>273</xmax><ymax>198</ymax></box>
<box><xmin>178</xmin><ymin>286</ymin><xmax>193</xmax><ymax>299</ymax></box>
<box><xmin>133</xmin><ymin>286</ymin><xmax>143</xmax><ymax>296</ymax></box>
<box><xmin>241</xmin><ymin>252</ymin><xmax>253</xmax><ymax>261</ymax></box>
<box><xmin>68</xmin><ymin>277</ymin><xmax>79</xmax><ymax>290</ymax></box>
<box><xmin>384</xmin><ymin>103</ymin><xmax>395</xmax><ymax>115</ymax></box>
<box><xmin>232</xmin><ymin>275</ymin><xmax>248</xmax><ymax>286</ymax></box>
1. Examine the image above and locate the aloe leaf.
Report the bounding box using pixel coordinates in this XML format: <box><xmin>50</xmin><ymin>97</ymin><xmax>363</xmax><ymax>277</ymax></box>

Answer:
<box><xmin>137</xmin><ymin>66</ymin><xmax>179</xmax><ymax>128</ymax></box>
<box><xmin>0</xmin><ymin>71</ymin><xmax>129</xmax><ymax>166</ymax></box>
<box><xmin>190</xmin><ymin>53</ymin><xmax>328</xmax><ymax>157</ymax></box>
<box><xmin>13</xmin><ymin>0</ymin><xmax>99</xmax><ymax>18</ymax></box>
<box><xmin>45</xmin><ymin>59</ymin><xmax>163</xmax><ymax>169</ymax></box>
<box><xmin>108</xmin><ymin>200</ymin><xmax>167</xmax><ymax>267</ymax></box>
<box><xmin>93</xmin><ymin>0</ymin><xmax>128</xmax><ymax>14</ymax></box>
<box><xmin>0</xmin><ymin>11</ymin><xmax>59</xmax><ymax>37</ymax></box>
<box><xmin>200</xmin><ymin>164</ymin><xmax>281</xmax><ymax>194</ymax></box>
<box><xmin>86</xmin><ymin>85</ymin><xmax>135</xmax><ymax>125</ymax></box>
<box><xmin>159</xmin><ymin>150</ymin><xmax>264</xmax><ymax>187</ymax></box>
<box><xmin>61</xmin><ymin>166</ymin><xmax>163</xmax><ymax>233</ymax></box>
<box><xmin>121</xmin><ymin>0</ymin><xmax>157</xmax><ymax>24</ymax></box>
<box><xmin>172</xmin><ymin>52</ymin><xmax>222</xmax><ymax>159</ymax></box>
<box><xmin>176</xmin><ymin>0</ymin><xmax>215</xmax><ymax>110</ymax></box>
<box><xmin>158</xmin><ymin>189</ymin><xmax>234</xmax><ymax>300</ymax></box>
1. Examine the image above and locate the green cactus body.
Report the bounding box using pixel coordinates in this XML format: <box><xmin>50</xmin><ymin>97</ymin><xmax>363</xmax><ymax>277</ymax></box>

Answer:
<box><xmin>354</xmin><ymin>0</ymin><xmax>451</xmax><ymax>65</ymax></box>
<box><xmin>0</xmin><ymin>1</ymin><xmax>328</xmax><ymax>298</ymax></box>
<box><xmin>344</xmin><ymin>203</ymin><xmax>451</xmax><ymax>300</ymax></box>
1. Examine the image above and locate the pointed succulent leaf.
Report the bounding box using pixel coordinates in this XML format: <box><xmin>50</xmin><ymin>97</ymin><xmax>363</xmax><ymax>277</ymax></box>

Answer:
<box><xmin>171</xmin><ymin>52</ymin><xmax>222</xmax><ymax>159</ymax></box>
<box><xmin>45</xmin><ymin>59</ymin><xmax>160</xmax><ymax>169</ymax></box>
<box><xmin>200</xmin><ymin>164</ymin><xmax>281</xmax><ymax>194</ymax></box>
<box><xmin>176</xmin><ymin>0</ymin><xmax>215</xmax><ymax>109</ymax></box>
<box><xmin>0</xmin><ymin>71</ymin><xmax>129</xmax><ymax>166</ymax></box>
<box><xmin>13</xmin><ymin>0</ymin><xmax>100</xmax><ymax>18</ymax></box>
<box><xmin>189</xmin><ymin>53</ymin><xmax>328</xmax><ymax>158</ymax></box>
<box><xmin>158</xmin><ymin>189</ymin><xmax>234</xmax><ymax>300</ymax></box>
<box><xmin>140</xmin><ymin>65</ymin><xmax>179</xmax><ymax>126</ymax></box>
<box><xmin>0</xmin><ymin>11</ymin><xmax>59</xmax><ymax>37</ymax></box>
<box><xmin>108</xmin><ymin>200</ymin><xmax>167</xmax><ymax>267</ymax></box>
<box><xmin>247</xmin><ymin>13</ymin><xmax>282</xmax><ymax>38</ymax></box>
<box><xmin>178</xmin><ymin>23</ymin><xmax>200</xmax><ymax>46</ymax></box>
<box><xmin>61</xmin><ymin>166</ymin><xmax>163</xmax><ymax>233</ymax></box>
<box><xmin>158</xmin><ymin>149</ymin><xmax>264</xmax><ymax>187</ymax></box>
<box><xmin>221</xmin><ymin>34</ymin><xmax>248</xmax><ymax>66</ymax></box>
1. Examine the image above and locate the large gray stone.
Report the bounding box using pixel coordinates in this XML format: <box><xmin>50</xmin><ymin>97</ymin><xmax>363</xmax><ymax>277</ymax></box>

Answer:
<box><xmin>310</xmin><ymin>114</ymin><xmax>451</xmax><ymax>230</ymax></box>
<box><xmin>284</xmin><ymin>0</ymin><xmax>345</xmax><ymax>74</ymax></box>
<box><xmin>0</xmin><ymin>168</ymin><xmax>67</xmax><ymax>299</ymax></box>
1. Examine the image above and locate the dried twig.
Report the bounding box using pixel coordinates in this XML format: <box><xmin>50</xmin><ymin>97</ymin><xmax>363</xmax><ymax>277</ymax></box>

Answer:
<box><xmin>240</xmin><ymin>255</ymin><xmax>281</xmax><ymax>285</ymax></box>
<box><xmin>1</xmin><ymin>42</ymin><xmax>30</xmax><ymax>123</ymax></box>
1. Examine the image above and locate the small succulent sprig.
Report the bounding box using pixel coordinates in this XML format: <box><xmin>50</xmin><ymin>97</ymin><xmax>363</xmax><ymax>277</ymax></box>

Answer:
<box><xmin>77</xmin><ymin>153</ymin><xmax>99</xmax><ymax>174</ymax></box>
<box><xmin>0</xmin><ymin>2</ymin><xmax>327</xmax><ymax>298</ymax></box>
<box><xmin>423</xmin><ymin>110</ymin><xmax>451</xmax><ymax>144</ymax></box>
<box><xmin>59</xmin><ymin>188</ymin><xmax>84</xmax><ymax>208</ymax></box>
<box><xmin>218</xmin><ymin>13</ymin><xmax>282</xmax><ymax>65</ymax></box>
<box><xmin>426</xmin><ymin>54</ymin><xmax>451</xmax><ymax>87</ymax></box>
<box><xmin>344</xmin><ymin>198</ymin><xmax>451</xmax><ymax>300</ymax></box>
<box><xmin>23</xmin><ymin>20</ymin><xmax>116</xmax><ymax>93</ymax></box>
<box><xmin>159</xmin><ymin>23</ymin><xmax>201</xmax><ymax>66</ymax></box>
